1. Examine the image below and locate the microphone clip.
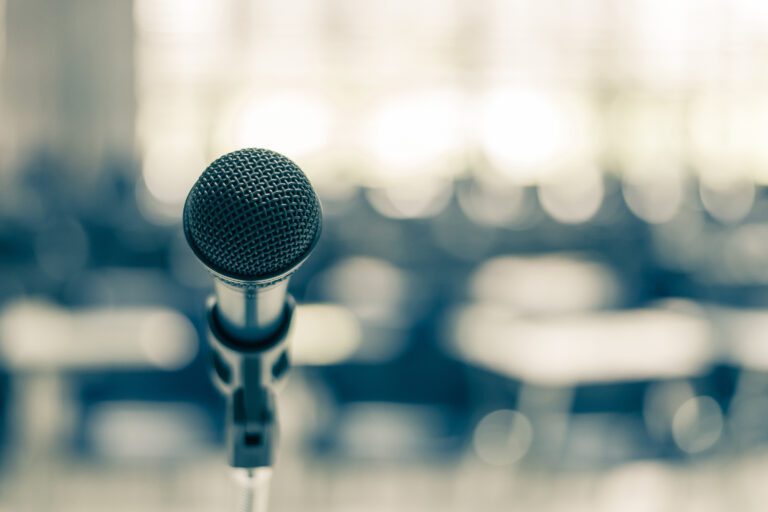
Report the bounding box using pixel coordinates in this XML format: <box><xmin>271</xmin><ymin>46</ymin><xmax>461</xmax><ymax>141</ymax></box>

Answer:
<box><xmin>206</xmin><ymin>296</ymin><xmax>295</xmax><ymax>468</ymax></box>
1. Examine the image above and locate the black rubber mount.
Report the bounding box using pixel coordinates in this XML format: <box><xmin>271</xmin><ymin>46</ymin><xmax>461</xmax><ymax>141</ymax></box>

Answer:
<box><xmin>206</xmin><ymin>295</ymin><xmax>295</xmax><ymax>468</ymax></box>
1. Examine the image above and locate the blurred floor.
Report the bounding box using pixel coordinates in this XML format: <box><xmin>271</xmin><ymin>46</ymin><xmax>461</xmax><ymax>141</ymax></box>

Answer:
<box><xmin>5</xmin><ymin>451</ymin><xmax>768</xmax><ymax>512</ymax></box>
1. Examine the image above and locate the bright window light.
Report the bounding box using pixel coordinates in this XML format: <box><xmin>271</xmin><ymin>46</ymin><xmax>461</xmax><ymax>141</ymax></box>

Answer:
<box><xmin>217</xmin><ymin>92</ymin><xmax>332</xmax><ymax>162</ymax></box>
<box><xmin>365</xmin><ymin>89</ymin><xmax>465</xmax><ymax>185</ymax></box>
<box><xmin>478</xmin><ymin>88</ymin><xmax>594</xmax><ymax>184</ymax></box>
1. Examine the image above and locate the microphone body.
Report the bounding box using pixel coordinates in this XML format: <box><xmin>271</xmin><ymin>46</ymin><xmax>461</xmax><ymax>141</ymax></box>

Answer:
<box><xmin>214</xmin><ymin>276</ymin><xmax>289</xmax><ymax>342</ymax></box>
<box><xmin>206</xmin><ymin>294</ymin><xmax>294</xmax><ymax>467</ymax></box>
<box><xmin>183</xmin><ymin>148</ymin><xmax>322</xmax><ymax>468</ymax></box>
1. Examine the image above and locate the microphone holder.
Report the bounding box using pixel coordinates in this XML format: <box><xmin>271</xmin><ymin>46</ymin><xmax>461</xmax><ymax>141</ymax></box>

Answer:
<box><xmin>206</xmin><ymin>296</ymin><xmax>295</xmax><ymax>468</ymax></box>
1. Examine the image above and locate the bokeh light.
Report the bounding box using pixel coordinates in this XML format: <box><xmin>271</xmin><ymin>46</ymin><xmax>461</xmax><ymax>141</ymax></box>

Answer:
<box><xmin>365</xmin><ymin>89</ymin><xmax>465</xmax><ymax>185</ymax></box>
<box><xmin>216</xmin><ymin>91</ymin><xmax>333</xmax><ymax>164</ymax></box>
<box><xmin>478</xmin><ymin>88</ymin><xmax>592</xmax><ymax>184</ymax></box>
<box><xmin>472</xmin><ymin>409</ymin><xmax>533</xmax><ymax>466</ymax></box>
<box><xmin>672</xmin><ymin>396</ymin><xmax>724</xmax><ymax>454</ymax></box>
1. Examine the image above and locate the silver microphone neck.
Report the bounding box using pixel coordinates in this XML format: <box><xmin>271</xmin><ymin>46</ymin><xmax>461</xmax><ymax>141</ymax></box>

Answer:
<box><xmin>214</xmin><ymin>279</ymin><xmax>289</xmax><ymax>342</ymax></box>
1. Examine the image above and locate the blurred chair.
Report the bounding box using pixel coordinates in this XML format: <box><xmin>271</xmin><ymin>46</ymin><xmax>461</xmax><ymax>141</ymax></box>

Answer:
<box><xmin>0</xmin><ymin>299</ymin><xmax>200</xmax><ymax>460</ymax></box>
<box><xmin>710</xmin><ymin>306</ymin><xmax>768</xmax><ymax>453</ymax></box>
<box><xmin>444</xmin><ymin>302</ymin><xmax>717</xmax><ymax>470</ymax></box>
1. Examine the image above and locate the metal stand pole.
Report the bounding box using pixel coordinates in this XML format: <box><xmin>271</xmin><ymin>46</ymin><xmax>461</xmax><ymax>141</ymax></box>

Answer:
<box><xmin>234</xmin><ymin>468</ymin><xmax>273</xmax><ymax>512</ymax></box>
<box><xmin>206</xmin><ymin>296</ymin><xmax>295</xmax><ymax>510</ymax></box>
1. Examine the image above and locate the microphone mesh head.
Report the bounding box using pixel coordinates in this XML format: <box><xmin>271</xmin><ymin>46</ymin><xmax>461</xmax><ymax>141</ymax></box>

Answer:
<box><xmin>183</xmin><ymin>148</ymin><xmax>321</xmax><ymax>282</ymax></box>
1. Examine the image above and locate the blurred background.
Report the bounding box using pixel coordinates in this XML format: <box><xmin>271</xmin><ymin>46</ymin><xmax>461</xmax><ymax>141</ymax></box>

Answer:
<box><xmin>2</xmin><ymin>0</ymin><xmax>768</xmax><ymax>510</ymax></box>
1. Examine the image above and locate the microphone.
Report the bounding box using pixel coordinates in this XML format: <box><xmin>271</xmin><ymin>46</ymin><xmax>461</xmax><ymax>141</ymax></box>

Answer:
<box><xmin>184</xmin><ymin>148</ymin><xmax>322</xmax><ymax>341</ymax></box>
<box><xmin>183</xmin><ymin>148</ymin><xmax>322</xmax><ymax>468</ymax></box>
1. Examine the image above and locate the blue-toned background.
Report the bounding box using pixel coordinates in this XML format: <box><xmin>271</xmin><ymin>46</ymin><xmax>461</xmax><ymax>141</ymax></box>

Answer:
<box><xmin>1</xmin><ymin>0</ymin><xmax>768</xmax><ymax>510</ymax></box>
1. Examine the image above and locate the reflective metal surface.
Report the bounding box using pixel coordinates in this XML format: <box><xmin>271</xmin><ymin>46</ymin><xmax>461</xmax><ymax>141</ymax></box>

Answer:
<box><xmin>214</xmin><ymin>279</ymin><xmax>289</xmax><ymax>342</ymax></box>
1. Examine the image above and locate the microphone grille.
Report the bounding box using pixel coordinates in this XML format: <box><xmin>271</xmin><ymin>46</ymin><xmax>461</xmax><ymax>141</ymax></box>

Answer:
<box><xmin>183</xmin><ymin>148</ymin><xmax>322</xmax><ymax>282</ymax></box>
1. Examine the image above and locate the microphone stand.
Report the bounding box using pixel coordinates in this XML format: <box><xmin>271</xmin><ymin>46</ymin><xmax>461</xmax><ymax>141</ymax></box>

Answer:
<box><xmin>234</xmin><ymin>467</ymin><xmax>273</xmax><ymax>512</ymax></box>
<box><xmin>206</xmin><ymin>296</ymin><xmax>296</xmax><ymax>511</ymax></box>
